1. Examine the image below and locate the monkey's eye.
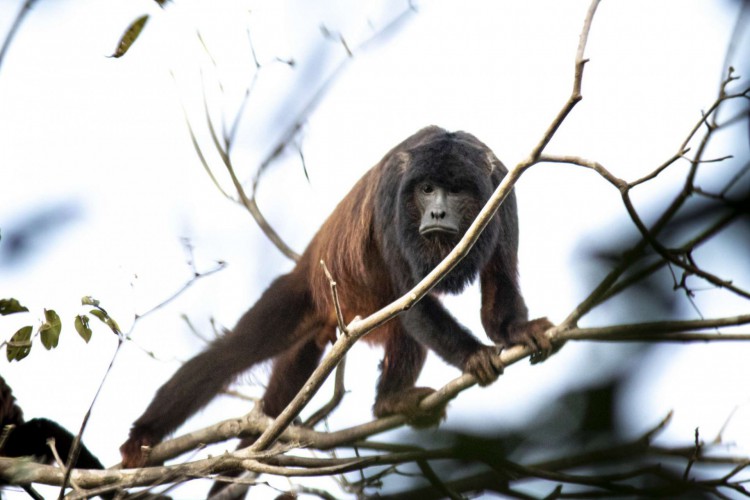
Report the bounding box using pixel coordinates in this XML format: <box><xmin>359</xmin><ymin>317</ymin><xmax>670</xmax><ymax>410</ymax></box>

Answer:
<box><xmin>421</xmin><ymin>184</ymin><xmax>434</xmax><ymax>194</ymax></box>
<box><xmin>449</xmin><ymin>186</ymin><xmax>461</xmax><ymax>194</ymax></box>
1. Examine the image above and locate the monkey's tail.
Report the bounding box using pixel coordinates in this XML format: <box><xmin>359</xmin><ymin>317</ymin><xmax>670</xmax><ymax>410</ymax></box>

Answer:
<box><xmin>125</xmin><ymin>271</ymin><xmax>316</xmax><ymax>450</ymax></box>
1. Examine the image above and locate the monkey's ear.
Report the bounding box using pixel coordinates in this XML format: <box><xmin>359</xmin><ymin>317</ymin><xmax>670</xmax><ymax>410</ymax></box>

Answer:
<box><xmin>485</xmin><ymin>152</ymin><xmax>498</xmax><ymax>174</ymax></box>
<box><xmin>394</xmin><ymin>151</ymin><xmax>411</xmax><ymax>173</ymax></box>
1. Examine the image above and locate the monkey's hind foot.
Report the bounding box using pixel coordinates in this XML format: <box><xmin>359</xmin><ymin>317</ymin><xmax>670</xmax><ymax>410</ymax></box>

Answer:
<box><xmin>373</xmin><ymin>387</ymin><xmax>446</xmax><ymax>428</ymax></box>
<box><xmin>120</xmin><ymin>430</ymin><xmax>156</xmax><ymax>468</ymax></box>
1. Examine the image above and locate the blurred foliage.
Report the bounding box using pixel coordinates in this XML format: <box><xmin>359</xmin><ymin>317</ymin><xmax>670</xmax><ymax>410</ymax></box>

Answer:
<box><xmin>0</xmin><ymin>202</ymin><xmax>80</xmax><ymax>268</ymax></box>
<box><xmin>379</xmin><ymin>377</ymin><xmax>723</xmax><ymax>499</ymax></box>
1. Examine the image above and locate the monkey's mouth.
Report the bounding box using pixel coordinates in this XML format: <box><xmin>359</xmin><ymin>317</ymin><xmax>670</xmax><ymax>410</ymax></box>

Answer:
<box><xmin>419</xmin><ymin>225</ymin><xmax>459</xmax><ymax>236</ymax></box>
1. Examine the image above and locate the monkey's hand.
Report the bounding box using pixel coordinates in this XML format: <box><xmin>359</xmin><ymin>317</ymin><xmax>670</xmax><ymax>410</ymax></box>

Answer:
<box><xmin>463</xmin><ymin>345</ymin><xmax>503</xmax><ymax>386</ymax></box>
<box><xmin>120</xmin><ymin>429</ymin><xmax>157</xmax><ymax>468</ymax></box>
<box><xmin>498</xmin><ymin>317</ymin><xmax>555</xmax><ymax>364</ymax></box>
<box><xmin>373</xmin><ymin>387</ymin><xmax>446</xmax><ymax>428</ymax></box>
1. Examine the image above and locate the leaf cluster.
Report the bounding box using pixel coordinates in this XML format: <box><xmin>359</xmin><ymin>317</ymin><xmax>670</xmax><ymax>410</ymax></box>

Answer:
<box><xmin>0</xmin><ymin>297</ymin><xmax>120</xmax><ymax>362</ymax></box>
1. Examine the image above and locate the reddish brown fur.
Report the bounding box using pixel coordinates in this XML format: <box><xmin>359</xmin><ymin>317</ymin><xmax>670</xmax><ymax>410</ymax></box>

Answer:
<box><xmin>305</xmin><ymin>169</ymin><xmax>382</xmax><ymax>324</ymax></box>
<box><xmin>306</xmin><ymin>127</ymin><xmax>445</xmax><ymax>342</ymax></box>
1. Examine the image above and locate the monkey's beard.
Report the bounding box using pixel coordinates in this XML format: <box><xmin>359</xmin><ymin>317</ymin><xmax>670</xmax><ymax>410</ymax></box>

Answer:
<box><xmin>410</xmin><ymin>231</ymin><xmax>475</xmax><ymax>294</ymax></box>
<box><xmin>420</xmin><ymin>231</ymin><xmax>457</xmax><ymax>262</ymax></box>
<box><xmin>403</xmin><ymin>215</ymin><xmax>500</xmax><ymax>295</ymax></box>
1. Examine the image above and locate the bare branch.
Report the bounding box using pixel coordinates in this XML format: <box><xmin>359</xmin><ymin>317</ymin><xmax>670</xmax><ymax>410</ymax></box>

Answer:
<box><xmin>539</xmin><ymin>155</ymin><xmax>626</xmax><ymax>189</ymax></box>
<box><xmin>251</xmin><ymin>5</ymin><xmax>418</xmax><ymax>187</ymax></box>
<box><xmin>304</xmin><ymin>354</ymin><xmax>348</xmax><ymax>429</ymax></box>
<box><xmin>560</xmin><ymin>313</ymin><xmax>750</xmax><ymax>342</ymax></box>
<box><xmin>319</xmin><ymin>260</ymin><xmax>347</xmax><ymax>335</ymax></box>
<box><xmin>557</xmin><ymin>73</ymin><xmax>750</xmax><ymax>326</ymax></box>
<box><xmin>619</xmin><ymin>189</ymin><xmax>750</xmax><ymax>300</ymax></box>
<box><xmin>198</xmin><ymin>86</ymin><xmax>301</xmax><ymax>262</ymax></box>
<box><xmin>522</xmin><ymin>0</ymin><xmax>600</xmax><ymax>164</ymax></box>
<box><xmin>135</xmin><ymin>261</ymin><xmax>227</xmax><ymax>322</ymax></box>
<box><xmin>174</xmin><ymin>72</ymin><xmax>232</xmax><ymax>200</ymax></box>
<box><xmin>0</xmin><ymin>0</ymin><xmax>37</xmax><ymax>75</ymax></box>
<box><xmin>195</xmin><ymin>4</ymin><xmax>419</xmax><ymax>264</ymax></box>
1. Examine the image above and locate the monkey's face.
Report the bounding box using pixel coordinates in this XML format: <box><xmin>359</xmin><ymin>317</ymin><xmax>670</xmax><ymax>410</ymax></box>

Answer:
<box><xmin>415</xmin><ymin>182</ymin><xmax>463</xmax><ymax>236</ymax></box>
<box><xmin>396</xmin><ymin>143</ymin><xmax>498</xmax><ymax>293</ymax></box>
<box><xmin>403</xmin><ymin>178</ymin><xmax>483</xmax><ymax>257</ymax></box>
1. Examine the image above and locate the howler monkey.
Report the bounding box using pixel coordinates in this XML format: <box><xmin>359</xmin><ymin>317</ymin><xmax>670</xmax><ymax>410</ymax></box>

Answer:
<box><xmin>0</xmin><ymin>374</ymin><xmax>108</xmax><ymax>499</ymax></box>
<box><xmin>120</xmin><ymin>125</ymin><xmax>553</xmax><ymax>468</ymax></box>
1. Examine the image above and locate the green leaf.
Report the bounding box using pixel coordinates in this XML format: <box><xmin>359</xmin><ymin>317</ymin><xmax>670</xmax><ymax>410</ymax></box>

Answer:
<box><xmin>81</xmin><ymin>296</ymin><xmax>100</xmax><ymax>307</ymax></box>
<box><xmin>89</xmin><ymin>309</ymin><xmax>107</xmax><ymax>322</ymax></box>
<box><xmin>7</xmin><ymin>326</ymin><xmax>32</xmax><ymax>361</ymax></box>
<box><xmin>0</xmin><ymin>298</ymin><xmax>29</xmax><ymax>315</ymax></box>
<box><xmin>110</xmin><ymin>15</ymin><xmax>149</xmax><ymax>58</ymax></box>
<box><xmin>89</xmin><ymin>309</ymin><xmax>121</xmax><ymax>335</ymax></box>
<box><xmin>74</xmin><ymin>315</ymin><xmax>92</xmax><ymax>343</ymax></box>
<box><xmin>40</xmin><ymin>309</ymin><xmax>62</xmax><ymax>350</ymax></box>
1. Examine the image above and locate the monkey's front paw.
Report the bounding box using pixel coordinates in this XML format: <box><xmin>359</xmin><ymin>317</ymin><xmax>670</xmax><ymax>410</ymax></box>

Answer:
<box><xmin>120</xmin><ymin>430</ymin><xmax>156</xmax><ymax>468</ymax></box>
<box><xmin>373</xmin><ymin>387</ymin><xmax>445</xmax><ymax>428</ymax></box>
<box><xmin>505</xmin><ymin>317</ymin><xmax>555</xmax><ymax>364</ymax></box>
<box><xmin>463</xmin><ymin>345</ymin><xmax>503</xmax><ymax>386</ymax></box>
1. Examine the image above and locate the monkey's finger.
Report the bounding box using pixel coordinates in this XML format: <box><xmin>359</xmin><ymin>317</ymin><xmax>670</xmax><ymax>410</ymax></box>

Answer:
<box><xmin>465</xmin><ymin>347</ymin><xmax>502</xmax><ymax>386</ymax></box>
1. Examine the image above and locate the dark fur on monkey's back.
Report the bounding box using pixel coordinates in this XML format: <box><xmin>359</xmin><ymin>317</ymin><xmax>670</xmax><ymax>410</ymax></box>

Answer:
<box><xmin>0</xmin><ymin>374</ymin><xmax>108</xmax><ymax>497</ymax></box>
<box><xmin>121</xmin><ymin>126</ymin><xmax>552</xmax><ymax>472</ymax></box>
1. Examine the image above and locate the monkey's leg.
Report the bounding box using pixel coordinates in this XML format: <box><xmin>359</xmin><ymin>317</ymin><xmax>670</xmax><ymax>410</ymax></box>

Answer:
<box><xmin>207</xmin><ymin>330</ymin><xmax>329</xmax><ymax>498</ymax></box>
<box><xmin>262</xmin><ymin>330</ymin><xmax>330</xmax><ymax>417</ymax></box>
<box><xmin>121</xmin><ymin>272</ymin><xmax>319</xmax><ymax>468</ymax></box>
<box><xmin>372</xmin><ymin>328</ymin><xmax>444</xmax><ymax>427</ymax></box>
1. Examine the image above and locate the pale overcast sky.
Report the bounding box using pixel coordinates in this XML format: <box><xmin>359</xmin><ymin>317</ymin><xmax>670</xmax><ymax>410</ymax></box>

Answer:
<box><xmin>0</xmin><ymin>1</ymin><xmax>748</xmax><ymax>498</ymax></box>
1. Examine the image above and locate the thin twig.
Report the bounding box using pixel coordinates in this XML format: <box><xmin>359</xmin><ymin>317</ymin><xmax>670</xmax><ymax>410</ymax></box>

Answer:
<box><xmin>304</xmin><ymin>355</ymin><xmax>348</xmax><ymax>429</ymax></box>
<box><xmin>522</xmin><ymin>0</ymin><xmax>600</xmax><ymax>164</ymax></box>
<box><xmin>619</xmin><ymin>189</ymin><xmax>750</xmax><ymax>300</ymax></box>
<box><xmin>319</xmin><ymin>260</ymin><xmax>347</xmax><ymax>335</ymax></box>
<box><xmin>135</xmin><ymin>261</ymin><xmax>226</xmax><ymax>321</ymax></box>
<box><xmin>0</xmin><ymin>0</ymin><xmax>37</xmax><ymax>75</ymax></box>
<box><xmin>559</xmin><ymin>75</ymin><xmax>750</xmax><ymax>326</ymax></box>
<box><xmin>559</xmin><ymin>314</ymin><xmax>750</xmax><ymax>341</ymax></box>
<box><xmin>251</xmin><ymin>5</ymin><xmax>418</xmax><ymax>189</ymax></box>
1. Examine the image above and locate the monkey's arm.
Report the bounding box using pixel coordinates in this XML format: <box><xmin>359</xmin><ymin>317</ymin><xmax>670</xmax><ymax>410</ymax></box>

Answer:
<box><xmin>371</xmin><ymin>298</ymin><xmax>497</xmax><ymax>427</ymax></box>
<box><xmin>400</xmin><ymin>295</ymin><xmax>501</xmax><ymax>386</ymax></box>
<box><xmin>479</xmin><ymin>252</ymin><xmax>553</xmax><ymax>355</ymax></box>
